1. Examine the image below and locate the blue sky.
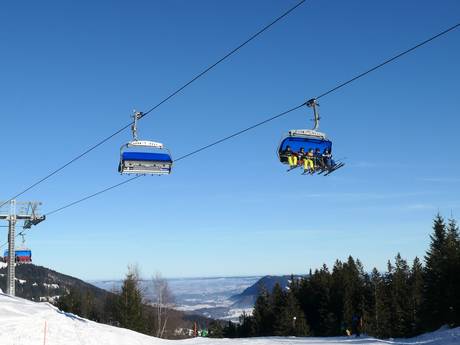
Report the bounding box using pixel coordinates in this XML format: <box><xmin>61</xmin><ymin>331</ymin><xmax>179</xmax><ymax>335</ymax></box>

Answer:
<box><xmin>1</xmin><ymin>0</ymin><xmax>459</xmax><ymax>280</ymax></box>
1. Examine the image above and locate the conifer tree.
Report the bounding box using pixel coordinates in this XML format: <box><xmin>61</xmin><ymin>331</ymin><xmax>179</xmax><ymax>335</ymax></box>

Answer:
<box><xmin>342</xmin><ymin>256</ymin><xmax>364</xmax><ymax>330</ymax></box>
<box><xmin>208</xmin><ymin>320</ymin><xmax>224</xmax><ymax>338</ymax></box>
<box><xmin>116</xmin><ymin>265</ymin><xmax>145</xmax><ymax>333</ymax></box>
<box><xmin>223</xmin><ymin>321</ymin><xmax>237</xmax><ymax>338</ymax></box>
<box><xmin>57</xmin><ymin>288</ymin><xmax>82</xmax><ymax>316</ymax></box>
<box><xmin>331</xmin><ymin>260</ymin><xmax>345</xmax><ymax>333</ymax></box>
<box><xmin>391</xmin><ymin>253</ymin><xmax>412</xmax><ymax>337</ymax></box>
<box><xmin>271</xmin><ymin>283</ymin><xmax>288</xmax><ymax>335</ymax></box>
<box><xmin>235</xmin><ymin>312</ymin><xmax>254</xmax><ymax>337</ymax></box>
<box><xmin>409</xmin><ymin>257</ymin><xmax>424</xmax><ymax>335</ymax></box>
<box><xmin>366</xmin><ymin>268</ymin><xmax>381</xmax><ymax>335</ymax></box>
<box><xmin>445</xmin><ymin>218</ymin><xmax>460</xmax><ymax>326</ymax></box>
<box><xmin>373</xmin><ymin>264</ymin><xmax>393</xmax><ymax>338</ymax></box>
<box><xmin>423</xmin><ymin>214</ymin><xmax>448</xmax><ymax>330</ymax></box>
<box><xmin>252</xmin><ymin>287</ymin><xmax>274</xmax><ymax>336</ymax></box>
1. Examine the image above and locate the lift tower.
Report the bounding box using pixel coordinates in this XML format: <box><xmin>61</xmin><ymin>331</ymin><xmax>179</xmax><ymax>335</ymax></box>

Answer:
<box><xmin>0</xmin><ymin>200</ymin><xmax>45</xmax><ymax>296</ymax></box>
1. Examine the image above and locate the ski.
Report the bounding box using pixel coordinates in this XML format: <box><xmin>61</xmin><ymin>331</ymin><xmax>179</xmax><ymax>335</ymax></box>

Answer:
<box><xmin>287</xmin><ymin>165</ymin><xmax>300</xmax><ymax>172</ymax></box>
<box><xmin>324</xmin><ymin>163</ymin><xmax>345</xmax><ymax>176</ymax></box>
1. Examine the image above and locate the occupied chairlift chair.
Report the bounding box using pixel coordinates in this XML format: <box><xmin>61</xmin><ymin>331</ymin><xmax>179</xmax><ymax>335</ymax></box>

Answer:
<box><xmin>277</xmin><ymin>99</ymin><xmax>343</xmax><ymax>175</ymax></box>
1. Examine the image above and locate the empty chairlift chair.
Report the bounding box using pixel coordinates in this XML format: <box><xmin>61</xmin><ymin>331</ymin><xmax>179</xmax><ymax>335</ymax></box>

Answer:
<box><xmin>118</xmin><ymin>111</ymin><xmax>173</xmax><ymax>175</ymax></box>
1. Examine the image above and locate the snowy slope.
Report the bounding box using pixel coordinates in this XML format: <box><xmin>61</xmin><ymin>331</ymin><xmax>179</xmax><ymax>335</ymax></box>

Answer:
<box><xmin>1</xmin><ymin>293</ymin><xmax>460</xmax><ymax>345</ymax></box>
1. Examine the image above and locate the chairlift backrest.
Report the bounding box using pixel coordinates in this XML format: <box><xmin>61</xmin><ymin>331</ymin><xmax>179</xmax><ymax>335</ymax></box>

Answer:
<box><xmin>279</xmin><ymin>136</ymin><xmax>332</xmax><ymax>155</ymax></box>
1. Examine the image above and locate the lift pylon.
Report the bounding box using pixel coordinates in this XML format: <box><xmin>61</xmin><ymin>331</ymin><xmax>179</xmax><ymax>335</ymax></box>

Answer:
<box><xmin>0</xmin><ymin>200</ymin><xmax>45</xmax><ymax>295</ymax></box>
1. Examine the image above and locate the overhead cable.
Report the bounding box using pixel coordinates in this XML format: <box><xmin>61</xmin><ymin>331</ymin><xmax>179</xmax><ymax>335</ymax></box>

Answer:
<box><xmin>0</xmin><ymin>0</ymin><xmax>307</xmax><ymax>210</ymax></box>
<box><xmin>1</xmin><ymin>21</ymin><xmax>459</xmax><ymax>249</ymax></box>
<box><xmin>44</xmin><ymin>22</ymin><xmax>460</xmax><ymax>218</ymax></box>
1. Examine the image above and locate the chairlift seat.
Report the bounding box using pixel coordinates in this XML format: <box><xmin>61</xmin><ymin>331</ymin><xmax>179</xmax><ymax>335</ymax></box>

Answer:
<box><xmin>122</xmin><ymin>152</ymin><xmax>172</xmax><ymax>162</ymax></box>
<box><xmin>278</xmin><ymin>136</ymin><xmax>332</xmax><ymax>164</ymax></box>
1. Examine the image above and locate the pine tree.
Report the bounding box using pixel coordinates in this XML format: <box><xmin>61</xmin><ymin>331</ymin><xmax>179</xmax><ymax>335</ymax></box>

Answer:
<box><xmin>373</xmin><ymin>263</ymin><xmax>393</xmax><ymax>338</ymax></box>
<box><xmin>409</xmin><ymin>257</ymin><xmax>424</xmax><ymax>335</ymax></box>
<box><xmin>366</xmin><ymin>268</ymin><xmax>381</xmax><ymax>336</ymax></box>
<box><xmin>361</xmin><ymin>270</ymin><xmax>374</xmax><ymax>336</ymax></box>
<box><xmin>223</xmin><ymin>321</ymin><xmax>237</xmax><ymax>338</ymax></box>
<box><xmin>331</xmin><ymin>260</ymin><xmax>345</xmax><ymax>334</ymax></box>
<box><xmin>57</xmin><ymin>288</ymin><xmax>82</xmax><ymax>316</ymax></box>
<box><xmin>208</xmin><ymin>320</ymin><xmax>224</xmax><ymax>338</ymax></box>
<box><xmin>237</xmin><ymin>312</ymin><xmax>254</xmax><ymax>337</ymax></box>
<box><xmin>116</xmin><ymin>265</ymin><xmax>145</xmax><ymax>333</ymax></box>
<box><xmin>252</xmin><ymin>287</ymin><xmax>274</xmax><ymax>336</ymax></box>
<box><xmin>274</xmin><ymin>285</ymin><xmax>310</xmax><ymax>336</ymax></box>
<box><xmin>391</xmin><ymin>253</ymin><xmax>412</xmax><ymax>337</ymax></box>
<box><xmin>272</xmin><ymin>283</ymin><xmax>288</xmax><ymax>335</ymax></box>
<box><xmin>445</xmin><ymin>218</ymin><xmax>460</xmax><ymax>326</ymax></box>
<box><xmin>423</xmin><ymin>214</ymin><xmax>448</xmax><ymax>330</ymax></box>
<box><xmin>342</xmin><ymin>256</ymin><xmax>365</xmax><ymax>332</ymax></box>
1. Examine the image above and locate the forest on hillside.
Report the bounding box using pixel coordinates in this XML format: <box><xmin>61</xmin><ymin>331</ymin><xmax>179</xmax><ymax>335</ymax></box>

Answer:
<box><xmin>209</xmin><ymin>214</ymin><xmax>460</xmax><ymax>339</ymax></box>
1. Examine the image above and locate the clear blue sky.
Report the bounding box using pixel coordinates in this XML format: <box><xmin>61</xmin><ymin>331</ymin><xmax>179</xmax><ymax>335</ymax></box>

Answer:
<box><xmin>1</xmin><ymin>0</ymin><xmax>459</xmax><ymax>280</ymax></box>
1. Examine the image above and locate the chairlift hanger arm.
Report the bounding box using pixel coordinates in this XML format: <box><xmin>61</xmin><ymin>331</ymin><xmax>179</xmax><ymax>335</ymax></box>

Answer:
<box><xmin>131</xmin><ymin>111</ymin><xmax>144</xmax><ymax>141</ymax></box>
<box><xmin>306</xmin><ymin>98</ymin><xmax>320</xmax><ymax>131</ymax></box>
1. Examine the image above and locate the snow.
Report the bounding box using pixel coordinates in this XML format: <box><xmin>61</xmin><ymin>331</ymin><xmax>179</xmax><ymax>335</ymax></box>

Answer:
<box><xmin>43</xmin><ymin>283</ymin><xmax>59</xmax><ymax>289</ymax></box>
<box><xmin>1</xmin><ymin>292</ymin><xmax>459</xmax><ymax>345</ymax></box>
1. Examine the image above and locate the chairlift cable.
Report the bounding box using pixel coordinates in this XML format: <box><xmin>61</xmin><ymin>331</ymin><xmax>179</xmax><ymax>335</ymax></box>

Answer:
<box><xmin>1</xmin><ymin>22</ymin><xmax>459</xmax><ymax>250</ymax></box>
<box><xmin>0</xmin><ymin>0</ymin><xmax>307</xmax><ymax>210</ymax></box>
<box><xmin>43</xmin><ymin>22</ymin><xmax>460</xmax><ymax>217</ymax></box>
<box><xmin>42</xmin><ymin>103</ymin><xmax>305</xmax><ymax>218</ymax></box>
<box><xmin>315</xmin><ymin>23</ymin><xmax>460</xmax><ymax>100</ymax></box>
<box><xmin>141</xmin><ymin>0</ymin><xmax>308</xmax><ymax>117</ymax></box>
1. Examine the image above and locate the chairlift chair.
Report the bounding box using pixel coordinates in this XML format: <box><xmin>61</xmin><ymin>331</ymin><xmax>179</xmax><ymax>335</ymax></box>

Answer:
<box><xmin>277</xmin><ymin>99</ymin><xmax>343</xmax><ymax>175</ymax></box>
<box><xmin>118</xmin><ymin>111</ymin><xmax>173</xmax><ymax>175</ymax></box>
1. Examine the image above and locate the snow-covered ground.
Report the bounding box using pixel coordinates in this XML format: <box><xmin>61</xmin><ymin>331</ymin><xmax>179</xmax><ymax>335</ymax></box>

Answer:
<box><xmin>1</xmin><ymin>292</ymin><xmax>459</xmax><ymax>345</ymax></box>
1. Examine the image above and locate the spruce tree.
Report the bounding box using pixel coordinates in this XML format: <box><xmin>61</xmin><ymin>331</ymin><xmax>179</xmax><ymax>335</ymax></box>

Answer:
<box><xmin>116</xmin><ymin>265</ymin><xmax>145</xmax><ymax>333</ymax></box>
<box><xmin>274</xmin><ymin>284</ymin><xmax>310</xmax><ymax>336</ymax></box>
<box><xmin>208</xmin><ymin>321</ymin><xmax>224</xmax><ymax>338</ymax></box>
<box><xmin>423</xmin><ymin>214</ymin><xmax>448</xmax><ymax>330</ymax></box>
<box><xmin>331</xmin><ymin>260</ymin><xmax>345</xmax><ymax>334</ymax></box>
<box><xmin>367</xmin><ymin>268</ymin><xmax>381</xmax><ymax>336</ymax></box>
<box><xmin>445</xmin><ymin>218</ymin><xmax>460</xmax><ymax>326</ymax></box>
<box><xmin>391</xmin><ymin>253</ymin><xmax>412</xmax><ymax>337</ymax></box>
<box><xmin>373</xmin><ymin>263</ymin><xmax>393</xmax><ymax>338</ymax></box>
<box><xmin>252</xmin><ymin>287</ymin><xmax>274</xmax><ymax>336</ymax></box>
<box><xmin>342</xmin><ymin>256</ymin><xmax>365</xmax><ymax>332</ymax></box>
<box><xmin>272</xmin><ymin>283</ymin><xmax>288</xmax><ymax>335</ymax></box>
<box><xmin>409</xmin><ymin>257</ymin><xmax>424</xmax><ymax>335</ymax></box>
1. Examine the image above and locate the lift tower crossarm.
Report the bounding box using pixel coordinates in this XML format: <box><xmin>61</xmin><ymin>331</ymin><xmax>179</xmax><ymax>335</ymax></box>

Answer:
<box><xmin>0</xmin><ymin>200</ymin><xmax>44</xmax><ymax>296</ymax></box>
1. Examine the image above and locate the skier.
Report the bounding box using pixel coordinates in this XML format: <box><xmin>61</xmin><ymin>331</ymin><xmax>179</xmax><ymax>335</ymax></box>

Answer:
<box><xmin>303</xmin><ymin>148</ymin><xmax>315</xmax><ymax>174</ymax></box>
<box><xmin>282</xmin><ymin>145</ymin><xmax>298</xmax><ymax>168</ymax></box>
<box><xmin>322</xmin><ymin>148</ymin><xmax>335</xmax><ymax>170</ymax></box>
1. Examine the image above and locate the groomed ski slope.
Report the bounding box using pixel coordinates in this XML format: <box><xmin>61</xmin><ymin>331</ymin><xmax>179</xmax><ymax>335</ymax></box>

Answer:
<box><xmin>1</xmin><ymin>293</ymin><xmax>459</xmax><ymax>345</ymax></box>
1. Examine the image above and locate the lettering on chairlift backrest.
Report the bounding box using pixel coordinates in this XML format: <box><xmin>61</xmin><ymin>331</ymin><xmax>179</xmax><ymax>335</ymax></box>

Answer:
<box><xmin>289</xmin><ymin>129</ymin><xmax>326</xmax><ymax>139</ymax></box>
<box><xmin>128</xmin><ymin>140</ymin><xmax>164</xmax><ymax>148</ymax></box>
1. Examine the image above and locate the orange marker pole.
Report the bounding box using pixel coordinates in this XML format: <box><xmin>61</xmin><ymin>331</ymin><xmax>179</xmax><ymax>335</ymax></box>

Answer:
<box><xmin>43</xmin><ymin>320</ymin><xmax>47</xmax><ymax>345</ymax></box>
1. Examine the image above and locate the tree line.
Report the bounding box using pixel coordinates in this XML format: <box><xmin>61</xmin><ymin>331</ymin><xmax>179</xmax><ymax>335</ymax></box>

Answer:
<box><xmin>57</xmin><ymin>266</ymin><xmax>189</xmax><ymax>338</ymax></box>
<box><xmin>211</xmin><ymin>214</ymin><xmax>460</xmax><ymax>339</ymax></box>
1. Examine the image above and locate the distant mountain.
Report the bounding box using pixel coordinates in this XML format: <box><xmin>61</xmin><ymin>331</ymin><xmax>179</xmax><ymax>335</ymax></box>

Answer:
<box><xmin>230</xmin><ymin>275</ymin><xmax>304</xmax><ymax>308</ymax></box>
<box><xmin>0</xmin><ymin>263</ymin><xmax>108</xmax><ymax>302</ymax></box>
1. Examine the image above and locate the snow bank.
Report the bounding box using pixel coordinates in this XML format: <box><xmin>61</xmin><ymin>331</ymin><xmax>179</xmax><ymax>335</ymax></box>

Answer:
<box><xmin>0</xmin><ymin>292</ymin><xmax>459</xmax><ymax>345</ymax></box>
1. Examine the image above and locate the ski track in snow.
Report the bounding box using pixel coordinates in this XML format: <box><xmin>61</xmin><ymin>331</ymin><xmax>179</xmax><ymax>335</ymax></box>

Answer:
<box><xmin>1</xmin><ymin>293</ymin><xmax>459</xmax><ymax>345</ymax></box>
